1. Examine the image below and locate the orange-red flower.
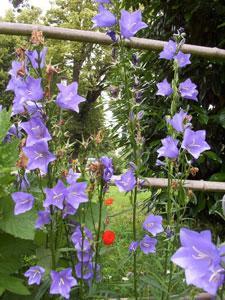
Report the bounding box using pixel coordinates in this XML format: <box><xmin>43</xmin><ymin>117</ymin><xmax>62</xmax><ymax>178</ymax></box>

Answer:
<box><xmin>104</xmin><ymin>197</ymin><xmax>114</xmax><ymax>206</ymax></box>
<box><xmin>102</xmin><ymin>230</ymin><xmax>115</xmax><ymax>246</ymax></box>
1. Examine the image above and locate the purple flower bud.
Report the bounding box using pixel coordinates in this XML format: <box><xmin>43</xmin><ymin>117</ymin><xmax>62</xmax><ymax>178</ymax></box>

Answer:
<box><xmin>137</xmin><ymin>110</ymin><xmax>144</xmax><ymax>120</ymax></box>
<box><xmin>106</xmin><ymin>30</ymin><xmax>117</xmax><ymax>42</ymax></box>
<box><xmin>129</xmin><ymin>241</ymin><xmax>139</xmax><ymax>252</ymax></box>
<box><xmin>132</xmin><ymin>54</ymin><xmax>140</xmax><ymax>66</ymax></box>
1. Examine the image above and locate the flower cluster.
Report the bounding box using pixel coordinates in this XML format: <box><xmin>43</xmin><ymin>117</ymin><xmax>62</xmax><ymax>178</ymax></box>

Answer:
<box><xmin>129</xmin><ymin>214</ymin><xmax>164</xmax><ymax>254</ymax></box>
<box><xmin>92</xmin><ymin>0</ymin><xmax>147</xmax><ymax>39</ymax></box>
<box><xmin>171</xmin><ymin>228</ymin><xmax>225</xmax><ymax>295</ymax></box>
<box><xmin>156</xmin><ymin>40</ymin><xmax>210</xmax><ymax>164</ymax></box>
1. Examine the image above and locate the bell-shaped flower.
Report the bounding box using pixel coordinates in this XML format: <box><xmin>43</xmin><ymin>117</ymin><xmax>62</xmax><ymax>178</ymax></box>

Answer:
<box><xmin>181</xmin><ymin>128</ymin><xmax>210</xmax><ymax>159</ymax></box>
<box><xmin>174</xmin><ymin>51</ymin><xmax>191</xmax><ymax>68</ymax></box>
<box><xmin>119</xmin><ymin>9</ymin><xmax>147</xmax><ymax>39</ymax></box>
<box><xmin>156</xmin><ymin>79</ymin><xmax>173</xmax><ymax>96</ymax></box>
<box><xmin>66</xmin><ymin>182</ymin><xmax>88</xmax><ymax>210</ymax></box>
<box><xmin>157</xmin><ymin>136</ymin><xmax>179</xmax><ymax>159</ymax></box>
<box><xmin>43</xmin><ymin>180</ymin><xmax>67</xmax><ymax>210</ymax></box>
<box><xmin>24</xmin><ymin>266</ymin><xmax>45</xmax><ymax>285</ymax></box>
<box><xmin>115</xmin><ymin>169</ymin><xmax>136</xmax><ymax>192</ymax></box>
<box><xmin>92</xmin><ymin>5</ymin><xmax>116</xmax><ymax>28</ymax></box>
<box><xmin>12</xmin><ymin>191</ymin><xmax>34</xmax><ymax>215</ymax></box>
<box><xmin>159</xmin><ymin>40</ymin><xmax>177</xmax><ymax>60</ymax></box>
<box><xmin>139</xmin><ymin>235</ymin><xmax>157</xmax><ymax>254</ymax></box>
<box><xmin>166</xmin><ymin>109</ymin><xmax>192</xmax><ymax>133</ymax></box>
<box><xmin>179</xmin><ymin>78</ymin><xmax>198</xmax><ymax>101</ymax></box>
<box><xmin>143</xmin><ymin>214</ymin><xmax>163</xmax><ymax>236</ymax></box>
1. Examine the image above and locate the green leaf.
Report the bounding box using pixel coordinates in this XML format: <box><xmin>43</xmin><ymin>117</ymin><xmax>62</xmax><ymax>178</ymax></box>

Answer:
<box><xmin>0</xmin><ymin>197</ymin><xmax>36</xmax><ymax>240</ymax></box>
<box><xmin>0</xmin><ymin>275</ymin><xmax>30</xmax><ymax>295</ymax></box>
<box><xmin>0</xmin><ymin>138</ymin><xmax>19</xmax><ymax>168</ymax></box>
<box><xmin>0</xmin><ymin>109</ymin><xmax>11</xmax><ymax>142</ymax></box>
<box><xmin>209</xmin><ymin>172</ymin><xmax>225</xmax><ymax>182</ymax></box>
<box><xmin>204</xmin><ymin>151</ymin><xmax>222</xmax><ymax>164</ymax></box>
<box><xmin>0</xmin><ymin>287</ymin><xmax>5</xmax><ymax>296</ymax></box>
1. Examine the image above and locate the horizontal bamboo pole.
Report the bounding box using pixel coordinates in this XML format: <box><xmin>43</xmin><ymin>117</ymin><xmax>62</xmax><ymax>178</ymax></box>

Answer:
<box><xmin>0</xmin><ymin>22</ymin><xmax>225</xmax><ymax>60</ymax></box>
<box><xmin>111</xmin><ymin>176</ymin><xmax>225</xmax><ymax>192</ymax></box>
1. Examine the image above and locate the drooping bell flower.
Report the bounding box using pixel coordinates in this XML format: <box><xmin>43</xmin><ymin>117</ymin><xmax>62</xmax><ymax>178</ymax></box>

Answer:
<box><xmin>102</xmin><ymin>230</ymin><xmax>115</xmax><ymax>245</ymax></box>
<box><xmin>157</xmin><ymin>136</ymin><xmax>179</xmax><ymax>159</ymax></box>
<box><xmin>143</xmin><ymin>214</ymin><xmax>164</xmax><ymax>236</ymax></box>
<box><xmin>181</xmin><ymin>128</ymin><xmax>210</xmax><ymax>159</ymax></box>
<box><xmin>156</xmin><ymin>79</ymin><xmax>173</xmax><ymax>96</ymax></box>
<box><xmin>14</xmin><ymin>76</ymin><xmax>44</xmax><ymax>103</ymax></box>
<box><xmin>129</xmin><ymin>241</ymin><xmax>139</xmax><ymax>252</ymax></box>
<box><xmin>66</xmin><ymin>168</ymin><xmax>80</xmax><ymax>184</ymax></box>
<box><xmin>56</xmin><ymin>82</ymin><xmax>86</xmax><ymax>112</ymax></box>
<box><xmin>6</xmin><ymin>61</ymin><xmax>25</xmax><ymax>91</ymax></box>
<box><xmin>100</xmin><ymin>156</ymin><xmax>114</xmax><ymax>182</ymax></box>
<box><xmin>24</xmin><ymin>266</ymin><xmax>45</xmax><ymax>285</ymax></box>
<box><xmin>119</xmin><ymin>9</ymin><xmax>147</xmax><ymax>39</ymax></box>
<box><xmin>35</xmin><ymin>210</ymin><xmax>51</xmax><ymax>229</ymax></box>
<box><xmin>11</xmin><ymin>191</ymin><xmax>34</xmax><ymax>215</ymax></box>
<box><xmin>23</xmin><ymin>141</ymin><xmax>56</xmax><ymax>174</ymax></box>
<box><xmin>50</xmin><ymin>268</ymin><xmax>77</xmax><ymax>299</ymax></box>
<box><xmin>25</xmin><ymin>47</ymin><xmax>48</xmax><ymax>69</ymax></box>
<box><xmin>75</xmin><ymin>262</ymin><xmax>94</xmax><ymax>280</ymax></box>
<box><xmin>92</xmin><ymin>5</ymin><xmax>116</xmax><ymax>28</ymax></box>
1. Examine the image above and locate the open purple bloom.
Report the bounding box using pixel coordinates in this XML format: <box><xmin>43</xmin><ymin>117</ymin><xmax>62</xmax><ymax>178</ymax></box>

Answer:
<box><xmin>50</xmin><ymin>268</ymin><xmax>77</xmax><ymax>299</ymax></box>
<box><xmin>167</xmin><ymin>109</ymin><xmax>192</xmax><ymax>133</ymax></box>
<box><xmin>174</xmin><ymin>51</ymin><xmax>191</xmax><ymax>68</ymax></box>
<box><xmin>115</xmin><ymin>169</ymin><xmax>136</xmax><ymax>192</ymax></box>
<box><xmin>140</xmin><ymin>235</ymin><xmax>157</xmax><ymax>254</ymax></box>
<box><xmin>63</xmin><ymin>203</ymin><xmax>77</xmax><ymax>218</ymax></box>
<box><xmin>159</xmin><ymin>40</ymin><xmax>177</xmax><ymax>60</ymax></box>
<box><xmin>26</xmin><ymin>47</ymin><xmax>48</xmax><ymax>69</ymax></box>
<box><xmin>77</xmin><ymin>250</ymin><xmax>94</xmax><ymax>263</ymax></box>
<box><xmin>143</xmin><ymin>214</ymin><xmax>163</xmax><ymax>236</ymax></box>
<box><xmin>101</xmin><ymin>156</ymin><xmax>114</xmax><ymax>182</ymax></box>
<box><xmin>171</xmin><ymin>228</ymin><xmax>224</xmax><ymax>295</ymax></box>
<box><xmin>56</xmin><ymin>82</ymin><xmax>85</xmax><ymax>112</ymax></box>
<box><xmin>20</xmin><ymin>117</ymin><xmax>51</xmax><ymax>146</ymax></box>
<box><xmin>94</xmin><ymin>0</ymin><xmax>111</xmax><ymax>3</ymax></box>
<box><xmin>35</xmin><ymin>210</ymin><xmax>51</xmax><ymax>229</ymax></box>
<box><xmin>66</xmin><ymin>182</ymin><xmax>88</xmax><ymax>210</ymax></box>
<box><xmin>24</xmin><ymin>266</ymin><xmax>45</xmax><ymax>285</ymax></box>
<box><xmin>156</xmin><ymin>79</ymin><xmax>173</xmax><ymax>96</ymax></box>
<box><xmin>23</xmin><ymin>141</ymin><xmax>56</xmax><ymax>174</ymax></box>
<box><xmin>157</xmin><ymin>136</ymin><xmax>179</xmax><ymax>159</ymax></box>
<box><xmin>119</xmin><ymin>9</ymin><xmax>147</xmax><ymax>39</ymax></box>
<box><xmin>66</xmin><ymin>168</ymin><xmax>80</xmax><ymax>185</ymax></box>
<box><xmin>72</xmin><ymin>233</ymin><xmax>91</xmax><ymax>252</ymax></box>
<box><xmin>179</xmin><ymin>79</ymin><xmax>198</xmax><ymax>101</ymax></box>
<box><xmin>129</xmin><ymin>241</ymin><xmax>139</xmax><ymax>252</ymax></box>
<box><xmin>12</xmin><ymin>192</ymin><xmax>34</xmax><ymax>215</ymax></box>
<box><xmin>6</xmin><ymin>61</ymin><xmax>25</xmax><ymax>91</ymax></box>
<box><xmin>92</xmin><ymin>5</ymin><xmax>116</xmax><ymax>28</ymax></box>
<box><xmin>43</xmin><ymin>180</ymin><xmax>67</xmax><ymax>210</ymax></box>
<box><xmin>181</xmin><ymin>128</ymin><xmax>210</xmax><ymax>159</ymax></box>
<box><xmin>75</xmin><ymin>262</ymin><xmax>94</xmax><ymax>280</ymax></box>
<box><xmin>14</xmin><ymin>76</ymin><xmax>44</xmax><ymax>103</ymax></box>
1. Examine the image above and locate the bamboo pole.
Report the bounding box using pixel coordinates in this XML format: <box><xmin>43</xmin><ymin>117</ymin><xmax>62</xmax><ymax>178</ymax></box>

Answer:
<box><xmin>0</xmin><ymin>22</ymin><xmax>225</xmax><ymax>60</ymax></box>
<box><xmin>111</xmin><ymin>176</ymin><xmax>225</xmax><ymax>192</ymax></box>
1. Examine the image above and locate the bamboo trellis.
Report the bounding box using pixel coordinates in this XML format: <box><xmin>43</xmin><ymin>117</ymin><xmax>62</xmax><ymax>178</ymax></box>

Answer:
<box><xmin>1</xmin><ymin>22</ymin><xmax>225</xmax><ymax>192</ymax></box>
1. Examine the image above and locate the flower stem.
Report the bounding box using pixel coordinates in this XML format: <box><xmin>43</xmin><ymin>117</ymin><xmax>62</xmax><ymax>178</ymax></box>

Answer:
<box><xmin>133</xmin><ymin>185</ymin><xmax>138</xmax><ymax>300</ymax></box>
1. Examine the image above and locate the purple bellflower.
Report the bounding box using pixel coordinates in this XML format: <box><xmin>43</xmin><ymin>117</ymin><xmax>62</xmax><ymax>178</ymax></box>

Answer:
<box><xmin>66</xmin><ymin>168</ymin><xmax>80</xmax><ymax>185</ymax></box>
<box><xmin>159</xmin><ymin>40</ymin><xmax>177</xmax><ymax>60</ymax></box>
<box><xmin>167</xmin><ymin>109</ymin><xmax>192</xmax><ymax>133</ymax></box>
<box><xmin>174</xmin><ymin>51</ymin><xmax>191</xmax><ymax>68</ymax></box>
<box><xmin>157</xmin><ymin>136</ymin><xmax>179</xmax><ymax>159</ymax></box>
<box><xmin>20</xmin><ymin>117</ymin><xmax>52</xmax><ymax>146</ymax></box>
<box><xmin>43</xmin><ymin>180</ymin><xmax>67</xmax><ymax>210</ymax></box>
<box><xmin>129</xmin><ymin>241</ymin><xmax>139</xmax><ymax>252</ymax></box>
<box><xmin>115</xmin><ymin>169</ymin><xmax>136</xmax><ymax>192</ymax></box>
<box><xmin>77</xmin><ymin>250</ymin><xmax>94</xmax><ymax>263</ymax></box>
<box><xmin>26</xmin><ymin>47</ymin><xmax>48</xmax><ymax>69</ymax></box>
<box><xmin>181</xmin><ymin>128</ymin><xmax>210</xmax><ymax>159</ymax></box>
<box><xmin>101</xmin><ymin>156</ymin><xmax>114</xmax><ymax>182</ymax></box>
<box><xmin>50</xmin><ymin>268</ymin><xmax>77</xmax><ymax>299</ymax></box>
<box><xmin>171</xmin><ymin>228</ymin><xmax>224</xmax><ymax>295</ymax></box>
<box><xmin>66</xmin><ymin>182</ymin><xmax>88</xmax><ymax>210</ymax></box>
<box><xmin>35</xmin><ymin>210</ymin><xmax>51</xmax><ymax>229</ymax></box>
<box><xmin>94</xmin><ymin>0</ymin><xmax>111</xmax><ymax>3</ymax></box>
<box><xmin>6</xmin><ymin>61</ymin><xmax>25</xmax><ymax>91</ymax></box>
<box><xmin>14</xmin><ymin>76</ymin><xmax>44</xmax><ymax>102</ymax></box>
<box><xmin>56</xmin><ymin>82</ymin><xmax>85</xmax><ymax>112</ymax></box>
<box><xmin>143</xmin><ymin>214</ymin><xmax>163</xmax><ymax>236</ymax></box>
<box><xmin>156</xmin><ymin>79</ymin><xmax>173</xmax><ymax>96</ymax></box>
<box><xmin>140</xmin><ymin>235</ymin><xmax>157</xmax><ymax>254</ymax></box>
<box><xmin>75</xmin><ymin>262</ymin><xmax>94</xmax><ymax>280</ymax></box>
<box><xmin>106</xmin><ymin>30</ymin><xmax>117</xmax><ymax>42</ymax></box>
<box><xmin>179</xmin><ymin>79</ymin><xmax>198</xmax><ymax>101</ymax></box>
<box><xmin>12</xmin><ymin>192</ymin><xmax>34</xmax><ymax>215</ymax></box>
<box><xmin>23</xmin><ymin>141</ymin><xmax>56</xmax><ymax>174</ymax></box>
<box><xmin>92</xmin><ymin>5</ymin><xmax>116</xmax><ymax>28</ymax></box>
<box><xmin>119</xmin><ymin>9</ymin><xmax>147</xmax><ymax>39</ymax></box>
<box><xmin>63</xmin><ymin>203</ymin><xmax>77</xmax><ymax>218</ymax></box>
<box><xmin>24</xmin><ymin>266</ymin><xmax>45</xmax><ymax>285</ymax></box>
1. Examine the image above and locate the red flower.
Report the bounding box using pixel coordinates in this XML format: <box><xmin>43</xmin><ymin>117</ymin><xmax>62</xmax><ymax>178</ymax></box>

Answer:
<box><xmin>102</xmin><ymin>230</ymin><xmax>115</xmax><ymax>246</ymax></box>
<box><xmin>104</xmin><ymin>197</ymin><xmax>114</xmax><ymax>206</ymax></box>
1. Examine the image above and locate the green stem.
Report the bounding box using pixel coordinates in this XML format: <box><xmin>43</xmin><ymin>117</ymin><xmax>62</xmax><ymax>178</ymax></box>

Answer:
<box><xmin>50</xmin><ymin>207</ymin><xmax>56</xmax><ymax>270</ymax></box>
<box><xmin>133</xmin><ymin>185</ymin><xmax>138</xmax><ymax>300</ymax></box>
